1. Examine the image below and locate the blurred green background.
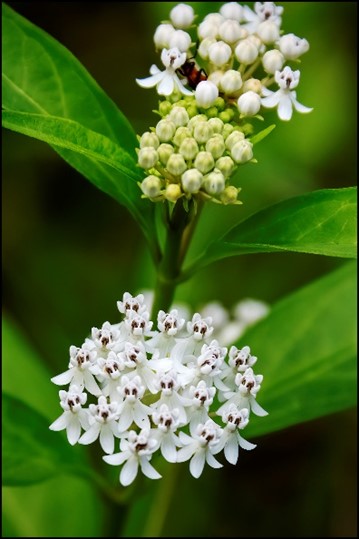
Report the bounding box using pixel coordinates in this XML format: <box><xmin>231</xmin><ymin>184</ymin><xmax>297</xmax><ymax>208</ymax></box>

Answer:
<box><xmin>2</xmin><ymin>2</ymin><xmax>357</xmax><ymax>537</ymax></box>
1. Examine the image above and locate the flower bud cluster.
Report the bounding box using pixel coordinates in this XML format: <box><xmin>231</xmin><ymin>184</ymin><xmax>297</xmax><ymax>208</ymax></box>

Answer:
<box><xmin>50</xmin><ymin>292</ymin><xmax>267</xmax><ymax>485</ymax></box>
<box><xmin>136</xmin><ymin>2</ymin><xmax>312</xmax><ymax>205</ymax></box>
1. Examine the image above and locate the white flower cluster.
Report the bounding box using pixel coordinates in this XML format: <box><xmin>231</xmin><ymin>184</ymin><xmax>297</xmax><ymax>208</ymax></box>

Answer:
<box><xmin>136</xmin><ymin>2</ymin><xmax>312</xmax><ymax>205</ymax></box>
<box><xmin>50</xmin><ymin>292</ymin><xmax>267</xmax><ymax>486</ymax></box>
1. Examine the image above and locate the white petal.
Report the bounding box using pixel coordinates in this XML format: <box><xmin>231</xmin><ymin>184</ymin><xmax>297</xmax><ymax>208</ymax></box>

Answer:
<box><xmin>66</xmin><ymin>417</ymin><xmax>81</xmax><ymax>445</ymax></box>
<box><xmin>78</xmin><ymin>423</ymin><xmax>100</xmax><ymax>445</ymax></box>
<box><xmin>157</xmin><ymin>72</ymin><xmax>175</xmax><ymax>96</ymax></box>
<box><xmin>51</xmin><ymin>369</ymin><xmax>74</xmax><ymax>386</ymax></box>
<box><xmin>206</xmin><ymin>451</ymin><xmax>223</xmax><ymax>469</ymax></box>
<box><xmin>140</xmin><ymin>457</ymin><xmax>162</xmax><ymax>480</ymax></box>
<box><xmin>173</xmin><ymin>74</ymin><xmax>194</xmax><ymax>96</ymax></box>
<box><xmin>250</xmin><ymin>396</ymin><xmax>268</xmax><ymax>416</ymax></box>
<box><xmin>177</xmin><ymin>443</ymin><xmax>196</xmax><ymax>462</ymax></box>
<box><xmin>261</xmin><ymin>91</ymin><xmax>281</xmax><ymax>108</ymax></box>
<box><xmin>118</xmin><ymin>405</ymin><xmax>134</xmax><ymax>433</ymax></box>
<box><xmin>189</xmin><ymin>450</ymin><xmax>206</xmax><ymax>478</ymax></box>
<box><xmin>83</xmin><ymin>370</ymin><xmax>102</xmax><ymax>396</ymax></box>
<box><xmin>224</xmin><ymin>435</ymin><xmax>239</xmax><ymax>464</ymax></box>
<box><xmin>133</xmin><ymin>403</ymin><xmax>151</xmax><ymax>430</ymax></box>
<box><xmin>277</xmin><ymin>94</ymin><xmax>293</xmax><ymax>121</ymax></box>
<box><xmin>147</xmin><ymin>358</ymin><xmax>173</xmax><ymax>372</ymax></box>
<box><xmin>100</xmin><ymin>424</ymin><xmax>115</xmax><ymax>454</ymax></box>
<box><xmin>238</xmin><ymin>433</ymin><xmax>256</xmax><ymax>451</ymax></box>
<box><xmin>161</xmin><ymin>434</ymin><xmax>177</xmax><ymax>463</ymax></box>
<box><xmin>136</xmin><ymin>71</ymin><xmax>164</xmax><ymax>88</ymax></box>
<box><xmin>291</xmin><ymin>96</ymin><xmax>313</xmax><ymax>114</ymax></box>
<box><xmin>150</xmin><ymin>64</ymin><xmax>161</xmax><ymax>75</ymax></box>
<box><xmin>120</xmin><ymin>456</ymin><xmax>139</xmax><ymax>486</ymax></box>
<box><xmin>49</xmin><ymin>412</ymin><xmax>68</xmax><ymax>431</ymax></box>
<box><xmin>103</xmin><ymin>451</ymin><xmax>129</xmax><ymax>466</ymax></box>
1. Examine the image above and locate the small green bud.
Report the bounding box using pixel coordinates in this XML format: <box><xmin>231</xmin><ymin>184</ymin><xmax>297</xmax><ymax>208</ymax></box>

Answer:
<box><xmin>169</xmin><ymin>106</ymin><xmax>190</xmax><ymax>127</ymax></box>
<box><xmin>140</xmin><ymin>131</ymin><xmax>160</xmax><ymax>149</ymax></box>
<box><xmin>225</xmin><ymin>130</ymin><xmax>245</xmax><ymax>150</ymax></box>
<box><xmin>159</xmin><ymin>101</ymin><xmax>172</xmax><ymax>116</ymax></box>
<box><xmin>207</xmin><ymin>117</ymin><xmax>224</xmax><ymax>134</ymax></box>
<box><xmin>179</xmin><ymin>137</ymin><xmax>199</xmax><ymax>160</ymax></box>
<box><xmin>203</xmin><ymin>169</ymin><xmax>226</xmax><ymax>195</ymax></box>
<box><xmin>231</xmin><ymin>139</ymin><xmax>253</xmax><ymax>163</ymax></box>
<box><xmin>166</xmin><ymin>153</ymin><xmax>187</xmax><ymax>176</ymax></box>
<box><xmin>165</xmin><ymin>183</ymin><xmax>182</xmax><ymax>202</ymax></box>
<box><xmin>206</xmin><ymin>135</ymin><xmax>225</xmax><ymax>159</ymax></box>
<box><xmin>222</xmin><ymin>123</ymin><xmax>234</xmax><ymax>139</ymax></box>
<box><xmin>187</xmin><ymin>104</ymin><xmax>199</xmax><ymax>118</ymax></box>
<box><xmin>220</xmin><ymin>185</ymin><xmax>241</xmax><ymax>204</ymax></box>
<box><xmin>141</xmin><ymin>175</ymin><xmax>163</xmax><ymax>198</ymax></box>
<box><xmin>173</xmin><ymin>126</ymin><xmax>192</xmax><ymax>146</ymax></box>
<box><xmin>214</xmin><ymin>97</ymin><xmax>225</xmax><ymax>111</ymax></box>
<box><xmin>158</xmin><ymin>143</ymin><xmax>174</xmax><ymax>165</ymax></box>
<box><xmin>193</xmin><ymin>122</ymin><xmax>214</xmax><ymax>144</ymax></box>
<box><xmin>181</xmin><ymin>168</ymin><xmax>203</xmax><ymax>193</ymax></box>
<box><xmin>241</xmin><ymin>123</ymin><xmax>254</xmax><ymax>136</ymax></box>
<box><xmin>216</xmin><ymin>156</ymin><xmax>235</xmax><ymax>178</ymax></box>
<box><xmin>219</xmin><ymin>108</ymin><xmax>235</xmax><ymax>122</ymax></box>
<box><xmin>194</xmin><ymin>151</ymin><xmax>215</xmax><ymax>175</ymax></box>
<box><xmin>156</xmin><ymin>119</ymin><xmax>176</xmax><ymax>142</ymax></box>
<box><xmin>138</xmin><ymin>147</ymin><xmax>159</xmax><ymax>169</ymax></box>
<box><xmin>205</xmin><ymin>106</ymin><xmax>219</xmax><ymax>118</ymax></box>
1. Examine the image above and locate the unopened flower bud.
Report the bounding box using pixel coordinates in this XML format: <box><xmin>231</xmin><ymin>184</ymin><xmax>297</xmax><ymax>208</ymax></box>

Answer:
<box><xmin>156</xmin><ymin>119</ymin><xmax>176</xmax><ymax>142</ymax></box>
<box><xmin>206</xmin><ymin>135</ymin><xmax>225</xmax><ymax>159</ymax></box>
<box><xmin>208</xmin><ymin>41</ymin><xmax>232</xmax><ymax>66</ymax></box>
<box><xmin>237</xmin><ymin>91</ymin><xmax>261</xmax><ymax>116</ymax></box>
<box><xmin>170</xmin><ymin>3</ymin><xmax>195</xmax><ymax>29</ymax></box>
<box><xmin>198</xmin><ymin>37</ymin><xmax>216</xmax><ymax>60</ymax></box>
<box><xmin>159</xmin><ymin>100</ymin><xmax>172</xmax><ymax>116</ymax></box>
<box><xmin>179</xmin><ymin>137</ymin><xmax>199</xmax><ymax>160</ymax></box>
<box><xmin>215</xmin><ymin>155</ymin><xmax>235</xmax><ymax>178</ymax></box>
<box><xmin>187</xmin><ymin>103</ymin><xmax>198</xmax><ymax>118</ymax></box>
<box><xmin>235</xmin><ymin>39</ymin><xmax>258</xmax><ymax>65</ymax></box>
<box><xmin>154</xmin><ymin>24</ymin><xmax>175</xmax><ymax>49</ymax></box>
<box><xmin>194</xmin><ymin>151</ymin><xmax>215</xmax><ymax>174</ymax></box>
<box><xmin>203</xmin><ymin>169</ymin><xmax>225</xmax><ymax>195</ymax></box>
<box><xmin>208</xmin><ymin>70</ymin><xmax>224</xmax><ymax>88</ymax></box>
<box><xmin>165</xmin><ymin>183</ymin><xmax>182</xmax><ymax>202</ymax></box>
<box><xmin>138</xmin><ymin>147</ymin><xmax>159</xmax><ymax>169</ymax></box>
<box><xmin>222</xmin><ymin>123</ymin><xmax>234</xmax><ymax>139</ymax></box>
<box><xmin>169</xmin><ymin>106</ymin><xmax>190</xmax><ymax>127</ymax></box>
<box><xmin>262</xmin><ymin>50</ymin><xmax>285</xmax><ymax>74</ymax></box>
<box><xmin>173</xmin><ymin>126</ymin><xmax>192</xmax><ymax>146</ymax></box>
<box><xmin>166</xmin><ymin>153</ymin><xmax>187</xmax><ymax>176</ymax></box>
<box><xmin>241</xmin><ymin>78</ymin><xmax>262</xmax><ymax>94</ymax></box>
<box><xmin>141</xmin><ymin>175</ymin><xmax>162</xmax><ymax>198</ymax></box>
<box><xmin>181</xmin><ymin>168</ymin><xmax>203</xmax><ymax>193</ymax></box>
<box><xmin>219</xmin><ymin>69</ymin><xmax>243</xmax><ymax>96</ymax></box>
<box><xmin>193</xmin><ymin>121</ymin><xmax>214</xmax><ymax>144</ymax></box>
<box><xmin>214</xmin><ymin>97</ymin><xmax>226</xmax><ymax>111</ymax></box>
<box><xmin>169</xmin><ymin>30</ymin><xmax>192</xmax><ymax>52</ymax></box>
<box><xmin>219</xmin><ymin>19</ymin><xmax>243</xmax><ymax>43</ymax></box>
<box><xmin>231</xmin><ymin>139</ymin><xmax>253</xmax><ymax>163</ymax></box>
<box><xmin>207</xmin><ymin>117</ymin><xmax>224</xmax><ymax>134</ymax></box>
<box><xmin>198</xmin><ymin>20</ymin><xmax>219</xmax><ymax>40</ymax></box>
<box><xmin>225</xmin><ymin>130</ymin><xmax>245</xmax><ymax>150</ymax></box>
<box><xmin>219</xmin><ymin>108</ymin><xmax>235</xmax><ymax>122</ymax></box>
<box><xmin>220</xmin><ymin>2</ymin><xmax>243</xmax><ymax>21</ymax></box>
<box><xmin>278</xmin><ymin>33</ymin><xmax>310</xmax><ymax>60</ymax></box>
<box><xmin>187</xmin><ymin>114</ymin><xmax>207</xmax><ymax>131</ymax></box>
<box><xmin>195</xmin><ymin>80</ymin><xmax>219</xmax><ymax>109</ymax></box>
<box><xmin>220</xmin><ymin>185</ymin><xmax>240</xmax><ymax>204</ymax></box>
<box><xmin>140</xmin><ymin>131</ymin><xmax>160</xmax><ymax>149</ymax></box>
<box><xmin>256</xmin><ymin>21</ymin><xmax>280</xmax><ymax>44</ymax></box>
<box><xmin>158</xmin><ymin>143</ymin><xmax>174</xmax><ymax>165</ymax></box>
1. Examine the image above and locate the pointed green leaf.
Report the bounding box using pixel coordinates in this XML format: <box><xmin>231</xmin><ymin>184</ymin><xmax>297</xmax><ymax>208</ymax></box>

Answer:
<box><xmin>240</xmin><ymin>261</ymin><xmax>357</xmax><ymax>438</ymax></box>
<box><xmin>249</xmin><ymin>124</ymin><xmax>276</xmax><ymax>145</ymax></box>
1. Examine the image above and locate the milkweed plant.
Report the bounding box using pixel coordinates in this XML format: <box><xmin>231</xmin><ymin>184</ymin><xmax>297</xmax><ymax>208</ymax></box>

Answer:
<box><xmin>2</xmin><ymin>0</ymin><xmax>356</xmax><ymax>532</ymax></box>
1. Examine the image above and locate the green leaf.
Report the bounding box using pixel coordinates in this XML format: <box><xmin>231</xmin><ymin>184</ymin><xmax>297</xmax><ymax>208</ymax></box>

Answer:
<box><xmin>187</xmin><ymin>188</ymin><xmax>357</xmax><ymax>274</ymax></box>
<box><xmin>1</xmin><ymin>4</ymin><xmax>158</xmax><ymax>258</ymax></box>
<box><xmin>241</xmin><ymin>261</ymin><xmax>357</xmax><ymax>438</ymax></box>
<box><xmin>2</xmin><ymin>393</ymin><xmax>84</xmax><ymax>486</ymax></box>
<box><xmin>249</xmin><ymin>124</ymin><xmax>276</xmax><ymax>145</ymax></box>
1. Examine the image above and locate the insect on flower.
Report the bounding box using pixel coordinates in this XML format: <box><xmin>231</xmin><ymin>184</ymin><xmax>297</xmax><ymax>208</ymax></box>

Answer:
<box><xmin>176</xmin><ymin>57</ymin><xmax>208</xmax><ymax>90</ymax></box>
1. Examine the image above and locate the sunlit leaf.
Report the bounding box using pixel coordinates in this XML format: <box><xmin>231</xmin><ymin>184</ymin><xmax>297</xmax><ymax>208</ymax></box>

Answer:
<box><xmin>239</xmin><ymin>261</ymin><xmax>357</xmax><ymax>438</ymax></box>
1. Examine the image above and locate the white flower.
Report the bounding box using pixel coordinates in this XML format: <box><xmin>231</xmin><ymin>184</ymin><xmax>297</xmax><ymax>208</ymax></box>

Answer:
<box><xmin>103</xmin><ymin>429</ymin><xmax>161</xmax><ymax>486</ymax></box>
<box><xmin>152</xmin><ymin>404</ymin><xmax>183</xmax><ymax>462</ymax></box>
<box><xmin>220</xmin><ymin>367</ymin><xmax>268</xmax><ymax>416</ymax></box>
<box><xmin>49</xmin><ymin>385</ymin><xmax>89</xmax><ymax>445</ymax></box>
<box><xmin>136</xmin><ymin>47</ymin><xmax>193</xmax><ymax>96</ymax></box>
<box><xmin>278</xmin><ymin>33</ymin><xmax>310</xmax><ymax>60</ymax></box>
<box><xmin>117</xmin><ymin>292</ymin><xmax>147</xmax><ymax>317</ymax></box>
<box><xmin>261</xmin><ymin>66</ymin><xmax>313</xmax><ymax>121</ymax></box>
<box><xmin>117</xmin><ymin>341</ymin><xmax>160</xmax><ymax>393</ymax></box>
<box><xmin>186</xmin><ymin>380</ymin><xmax>216</xmax><ymax>429</ymax></box>
<box><xmin>78</xmin><ymin>396</ymin><xmax>120</xmax><ymax>454</ymax></box>
<box><xmin>152</xmin><ymin>370</ymin><xmax>190</xmax><ymax>423</ymax></box>
<box><xmin>117</xmin><ymin>375</ymin><xmax>152</xmax><ymax>432</ymax></box>
<box><xmin>170</xmin><ymin>3</ymin><xmax>195</xmax><ymax>29</ymax></box>
<box><xmin>229</xmin><ymin>345</ymin><xmax>258</xmax><ymax>372</ymax></box>
<box><xmin>214</xmin><ymin>405</ymin><xmax>256</xmax><ymax>464</ymax></box>
<box><xmin>242</xmin><ymin>2</ymin><xmax>283</xmax><ymax>34</ymax></box>
<box><xmin>177</xmin><ymin>420</ymin><xmax>223</xmax><ymax>478</ymax></box>
<box><xmin>51</xmin><ymin>343</ymin><xmax>101</xmax><ymax>396</ymax></box>
<box><xmin>91</xmin><ymin>321</ymin><xmax>123</xmax><ymax>353</ymax></box>
<box><xmin>195</xmin><ymin>80</ymin><xmax>219</xmax><ymax>108</ymax></box>
<box><xmin>89</xmin><ymin>351</ymin><xmax>125</xmax><ymax>402</ymax></box>
<box><xmin>124</xmin><ymin>311</ymin><xmax>153</xmax><ymax>339</ymax></box>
